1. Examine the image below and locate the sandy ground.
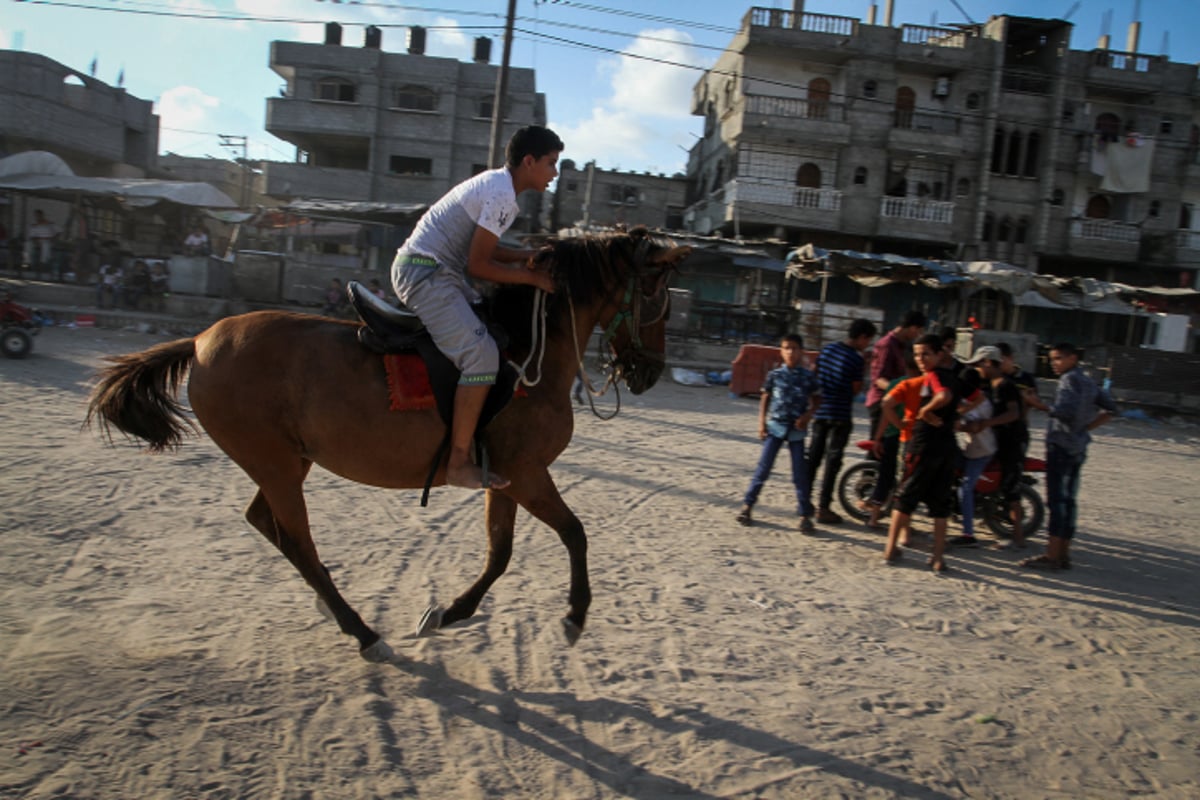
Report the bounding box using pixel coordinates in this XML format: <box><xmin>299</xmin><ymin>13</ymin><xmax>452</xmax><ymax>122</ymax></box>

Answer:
<box><xmin>2</xmin><ymin>325</ymin><xmax>1199</xmax><ymax>800</ymax></box>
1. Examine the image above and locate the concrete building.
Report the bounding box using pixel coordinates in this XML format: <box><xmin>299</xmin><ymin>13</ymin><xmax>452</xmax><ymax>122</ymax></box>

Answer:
<box><xmin>551</xmin><ymin>160</ymin><xmax>687</xmax><ymax>231</ymax></box>
<box><xmin>261</xmin><ymin>24</ymin><xmax>549</xmax><ymax>231</ymax></box>
<box><xmin>684</xmin><ymin>5</ymin><xmax>1200</xmax><ymax>290</ymax></box>
<box><xmin>0</xmin><ymin>50</ymin><xmax>158</xmax><ymax>178</ymax></box>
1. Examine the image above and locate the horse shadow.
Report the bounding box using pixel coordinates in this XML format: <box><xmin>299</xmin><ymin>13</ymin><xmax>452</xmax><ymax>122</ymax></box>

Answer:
<box><xmin>375</xmin><ymin>658</ymin><xmax>956</xmax><ymax>799</ymax></box>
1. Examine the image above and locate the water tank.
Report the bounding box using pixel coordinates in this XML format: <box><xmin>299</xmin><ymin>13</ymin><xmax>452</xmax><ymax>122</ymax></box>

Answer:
<box><xmin>407</xmin><ymin>26</ymin><xmax>426</xmax><ymax>55</ymax></box>
<box><xmin>324</xmin><ymin>22</ymin><xmax>342</xmax><ymax>46</ymax></box>
<box><xmin>364</xmin><ymin>25</ymin><xmax>381</xmax><ymax>49</ymax></box>
<box><xmin>473</xmin><ymin>36</ymin><xmax>492</xmax><ymax>64</ymax></box>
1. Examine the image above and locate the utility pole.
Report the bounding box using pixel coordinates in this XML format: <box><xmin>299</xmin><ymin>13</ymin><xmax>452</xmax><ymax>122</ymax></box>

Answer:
<box><xmin>218</xmin><ymin>134</ymin><xmax>249</xmax><ymax>206</ymax></box>
<box><xmin>487</xmin><ymin>0</ymin><xmax>518</xmax><ymax>168</ymax></box>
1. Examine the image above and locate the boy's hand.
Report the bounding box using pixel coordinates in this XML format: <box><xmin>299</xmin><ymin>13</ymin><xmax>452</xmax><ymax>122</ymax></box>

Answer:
<box><xmin>918</xmin><ymin>406</ymin><xmax>943</xmax><ymax>426</ymax></box>
<box><xmin>758</xmin><ymin>425</ymin><xmax>768</xmax><ymax>440</ymax></box>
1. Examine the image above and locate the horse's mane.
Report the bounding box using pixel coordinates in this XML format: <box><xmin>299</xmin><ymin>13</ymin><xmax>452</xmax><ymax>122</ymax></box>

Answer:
<box><xmin>489</xmin><ymin>227</ymin><xmax>672</xmax><ymax>352</ymax></box>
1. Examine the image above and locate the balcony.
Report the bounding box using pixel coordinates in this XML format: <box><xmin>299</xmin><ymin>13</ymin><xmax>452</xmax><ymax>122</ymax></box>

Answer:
<box><xmin>900</xmin><ymin>24</ymin><xmax>968</xmax><ymax>48</ymax></box>
<box><xmin>888</xmin><ymin>109</ymin><xmax>963</xmax><ymax>155</ymax></box>
<box><xmin>728</xmin><ymin>181</ymin><xmax>842</xmax><ymax>211</ymax></box>
<box><xmin>1067</xmin><ymin>218</ymin><xmax>1140</xmax><ymax>261</ymax></box>
<box><xmin>880</xmin><ymin>196</ymin><xmax>954</xmax><ymax>224</ymax></box>
<box><xmin>266</xmin><ymin>96</ymin><xmax>376</xmax><ymax>139</ymax></box>
<box><xmin>740</xmin><ymin>94</ymin><xmax>850</xmax><ymax>142</ymax></box>
<box><xmin>260</xmin><ymin>161</ymin><xmax>371</xmax><ymax>201</ymax></box>
<box><xmin>745</xmin><ymin>7</ymin><xmax>858</xmax><ymax>36</ymax></box>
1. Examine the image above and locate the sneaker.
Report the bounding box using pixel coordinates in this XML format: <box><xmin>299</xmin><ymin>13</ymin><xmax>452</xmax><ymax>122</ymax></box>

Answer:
<box><xmin>799</xmin><ymin>516</ymin><xmax>816</xmax><ymax>534</ymax></box>
<box><xmin>736</xmin><ymin>506</ymin><xmax>753</xmax><ymax>526</ymax></box>
<box><xmin>949</xmin><ymin>535</ymin><xmax>979</xmax><ymax>548</ymax></box>
<box><xmin>816</xmin><ymin>508</ymin><xmax>843</xmax><ymax>525</ymax></box>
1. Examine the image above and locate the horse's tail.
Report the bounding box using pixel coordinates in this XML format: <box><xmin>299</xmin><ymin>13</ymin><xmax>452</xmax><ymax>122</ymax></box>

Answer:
<box><xmin>85</xmin><ymin>337</ymin><xmax>198</xmax><ymax>453</ymax></box>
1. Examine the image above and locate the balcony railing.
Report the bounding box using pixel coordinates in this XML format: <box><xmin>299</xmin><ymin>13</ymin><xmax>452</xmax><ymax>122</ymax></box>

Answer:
<box><xmin>1071</xmin><ymin>218</ymin><xmax>1140</xmax><ymax>243</ymax></box>
<box><xmin>893</xmin><ymin>109</ymin><xmax>961</xmax><ymax>134</ymax></box>
<box><xmin>1091</xmin><ymin>49</ymin><xmax>1157</xmax><ymax>73</ymax></box>
<box><xmin>747</xmin><ymin>8</ymin><xmax>858</xmax><ymax>36</ymax></box>
<box><xmin>727</xmin><ymin>180</ymin><xmax>842</xmax><ymax>211</ymax></box>
<box><xmin>745</xmin><ymin>94</ymin><xmax>846</xmax><ymax>122</ymax></box>
<box><xmin>900</xmin><ymin>24</ymin><xmax>969</xmax><ymax>48</ymax></box>
<box><xmin>1178</xmin><ymin>230</ymin><xmax>1200</xmax><ymax>251</ymax></box>
<box><xmin>880</xmin><ymin>196</ymin><xmax>954</xmax><ymax>224</ymax></box>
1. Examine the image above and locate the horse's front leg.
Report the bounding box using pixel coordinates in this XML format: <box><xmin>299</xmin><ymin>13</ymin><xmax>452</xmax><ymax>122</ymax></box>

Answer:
<box><xmin>422</xmin><ymin>489</ymin><xmax>518</xmax><ymax>633</ymax></box>
<box><xmin>513</xmin><ymin>470</ymin><xmax>590</xmax><ymax>645</ymax></box>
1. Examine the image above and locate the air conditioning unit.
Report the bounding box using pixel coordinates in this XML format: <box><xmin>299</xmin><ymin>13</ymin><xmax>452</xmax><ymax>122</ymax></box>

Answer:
<box><xmin>933</xmin><ymin>76</ymin><xmax>951</xmax><ymax>97</ymax></box>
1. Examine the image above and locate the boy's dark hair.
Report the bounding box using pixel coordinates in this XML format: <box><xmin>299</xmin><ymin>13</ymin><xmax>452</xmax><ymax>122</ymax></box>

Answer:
<box><xmin>506</xmin><ymin>126</ymin><xmax>564</xmax><ymax>168</ymax></box>
<box><xmin>1051</xmin><ymin>342</ymin><xmax>1078</xmax><ymax>357</ymax></box>
<box><xmin>939</xmin><ymin>325</ymin><xmax>957</xmax><ymax>345</ymax></box>
<box><xmin>849</xmin><ymin>318</ymin><xmax>878</xmax><ymax>340</ymax></box>
<box><xmin>781</xmin><ymin>333</ymin><xmax>804</xmax><ymax>349</ymax></box>
<box><xmin>915</xmin><ymin>333</ymin><xmax>944</xmax><ymax>350</ymax></box>
<box><xmin>900</xmin><ymin>309</ymin><xmax>927</xmax><ymax>329</ymax></box>
<box><xmin>995</xmin><ymin>341</ymin><xmax>1013</xmax><ymax>357</ymax></box>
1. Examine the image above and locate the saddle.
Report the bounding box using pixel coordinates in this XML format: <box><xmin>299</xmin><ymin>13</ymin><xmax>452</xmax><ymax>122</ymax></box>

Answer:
<box><xmin>347</xmin><ymin>280</ymin><xmax>520</xmax><ymax>504</ymax></box>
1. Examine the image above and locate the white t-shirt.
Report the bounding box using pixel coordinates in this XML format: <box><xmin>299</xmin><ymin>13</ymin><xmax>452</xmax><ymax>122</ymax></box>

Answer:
<box><xmin>394</xmin><ymin>168</ymin><xmax>519</xmax><ymax>300</ymax></box>
<box><xmin>959</xmin><ymin>396</ymin><xmax>997</xmax><ymax>459</ymax></box>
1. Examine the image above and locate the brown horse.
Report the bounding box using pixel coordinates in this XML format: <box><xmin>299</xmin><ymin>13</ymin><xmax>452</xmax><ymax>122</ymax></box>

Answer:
<box><xmin>86</xmin><ymin>228</ymin><xmax>690</xmax><ymax>661</ymax></box>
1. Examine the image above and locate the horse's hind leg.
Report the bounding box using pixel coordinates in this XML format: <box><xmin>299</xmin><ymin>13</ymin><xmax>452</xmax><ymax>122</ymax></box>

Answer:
<box><xmin>244</xmin><ymin>478</ymin><xmax>387</xmax><ymax>660</ymax></box>
<box><xmin>431</xmin><ymin>490</ymin><xmax>518</xmax><ymax>632</ymax></box>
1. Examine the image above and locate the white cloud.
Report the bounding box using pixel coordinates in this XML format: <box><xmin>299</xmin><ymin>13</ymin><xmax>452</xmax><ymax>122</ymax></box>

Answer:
<box><xmin>551</xmin><ymin>28</ymin><xmax>705</xmax><ymax>174</ymax></box>
<box><xmin>156</xmin><ymin>85</ymin><xmax>222</xmax><ymax>154</ymax></box>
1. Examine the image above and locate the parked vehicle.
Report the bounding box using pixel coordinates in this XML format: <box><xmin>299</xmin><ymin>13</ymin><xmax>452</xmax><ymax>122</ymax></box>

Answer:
<box><xmin>837</xmin><ymin>440</ymin><xmax>1045</xmax><ymax>538</ymax></box>
<box><xmin>1</xmin><ymin>289</ymin><xmax>41</xmax><ymax>359</ymax></box>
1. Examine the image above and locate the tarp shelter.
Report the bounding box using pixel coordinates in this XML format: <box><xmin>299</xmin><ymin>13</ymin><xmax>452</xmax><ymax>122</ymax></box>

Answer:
<box><xmin>0</xmin><ymin>151</ymin><xmax>238</xmax><ymax>209</ymax></box>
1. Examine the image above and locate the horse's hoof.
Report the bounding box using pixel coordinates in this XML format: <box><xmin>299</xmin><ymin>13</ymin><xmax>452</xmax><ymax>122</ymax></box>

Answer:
<box><xmin>416</xmin><ymin>604</ymin><xmax>443</xmax><ymax>637</ymax></box>
<box><xmin>562</xmin><ymin>617</ymin><xmax>583</xmax><ymax>646</ymax></box>
<box><xmin>360</xmin><ymin>638</ymin><xmax>395</xmax><ymax>663</ymax></box>
<box><xmin>314</xmin><ymin>595</ymin><xmax>335</xmax><ymax>622</ymax></box>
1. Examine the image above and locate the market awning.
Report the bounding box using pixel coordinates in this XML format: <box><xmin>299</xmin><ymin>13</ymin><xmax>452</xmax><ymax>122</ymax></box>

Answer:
<box><xmin>0</xmin><ymin>172</ymin><xmax>238</xmax><ymax>208</ymax></box>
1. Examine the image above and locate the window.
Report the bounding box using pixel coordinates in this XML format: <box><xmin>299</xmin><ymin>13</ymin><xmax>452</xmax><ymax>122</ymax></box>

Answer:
<box><xmin>389</xmin><ymin>156</ymin><xmax>432</xmax><ymax>176</ymax></box>
<box><xmin>795</xmin><ymin>163</ymin><xmax>821</xmax><ymax>189</ymax></box>
<box><xmin>1149</xmin><ymin>200</ymin><xmax>1161</xmax><ymax>218</ymax></box>
<box><xmin>807</xmin><ymin>78</ymin><xmax>831</xmax><ymax>119</ymax></box>
<box><xmin>965</xmin><ymin>92</ymin><xmax>981</xmax><ymax>110</ymax></box>
<box><xmin>1051</xmin><ymin>188</ymin><xmax>1065</xmax><ymax>206</ymax></box>
<box><xmin>1005</xmin><ymin>131</ymin><xmax>1023</xmax><ymax>176</ymax></box>
<box><xmin>565</xmin><ymin>180</ymin><xmax>578</xmax><ymax>192</ymax></box>
<box><xmin>894</xmin><ymin>86</ymin><xmax>916</xmax><ymax>129</ymax></box>
<box><xmin>316</xmin><ymin>78</ymin><xmax>356</xmax><ymax>103</ymax></box>
<box><xmin>1062</xmin><ymin>101</ymin><xmax>1076</xmax><ymax>123</ymax></box>
<box><xmin>1160</xmin><ymin>117</ymin><xmax>1173</xmax><ymax>136</ymax></box>
<box><xmin>1023</xmin><ymin>131</ymin><xmax>1040</xmax><ymax>178</ymax></box>
<box><xmin>955</xmin><ymin>177</ymin><xmax>970</xmax><ymax>197</ymax></box>
<box><xmin>392</xmin><ymin>85</ymin><xmax>435</xmax><ymax>111</ymax></box>
<box><xmin>853</xmin><ymin>166</ymin><xmax>868</xmax><ymax>185</ymax></box>
<box><xmin>608</xmin><ymin>185</ymin><xmax>639</xmax><ymax>205</ymax></box>
<box><xmin>1085</xmin><ymin>194</ymin><xmax>1111</xmax><ymax>219</ymax></box>
<box><xmin>1095</xmin><ymin>112</ymin><xmax>1121</xmax><ymax>142</ymax></box>
<box><xmin>863</xmin><ymin>80</ymin><xmax>878</xmax><ymax>99</ymax></box>
<box><xmin>476</xmin><ymin>97</ymin><xmax>493</xmax><ymax>119</ymax></box>
<box><xmin>990</xmin><ymin>127</ymin><xmax>1006</xmax><ymax>174</ymax></box>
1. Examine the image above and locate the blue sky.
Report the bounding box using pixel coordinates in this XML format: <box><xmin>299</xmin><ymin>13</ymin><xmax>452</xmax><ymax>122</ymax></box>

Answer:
<box><xmin>3</xmin><ymin>1</ymin><xmax>1198</xmax><ymax>176</ymax></box>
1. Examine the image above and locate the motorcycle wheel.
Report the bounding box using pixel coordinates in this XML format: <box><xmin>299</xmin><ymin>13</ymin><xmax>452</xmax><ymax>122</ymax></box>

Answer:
<box><xmin>837</xmin><ymin>461</ymin><xmax>879</xmax><ymax>522</ymax></box>
<box><xmin>984</xmin><ymin>483</ymin><xmax>1045</xmax><ymax>538</ymax></box>
<box><xmin>2</xmin><ymin>327</ymin><xmax>33</xmax><ymax>359</ymax></box>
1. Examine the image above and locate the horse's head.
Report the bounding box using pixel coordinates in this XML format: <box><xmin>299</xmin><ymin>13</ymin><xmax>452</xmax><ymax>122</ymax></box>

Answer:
<box><xmin>589</xmin><ymin>229</ymin><xmax>691</xmax><ymax>394</ymax></box>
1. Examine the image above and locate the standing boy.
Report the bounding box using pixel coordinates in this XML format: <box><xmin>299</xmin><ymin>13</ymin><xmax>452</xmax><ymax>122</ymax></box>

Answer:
<box><xmin>807</xmin><ymin>318</ymin><xmax>877</xmax><ymax>524</ymax></box>
<box><xmin>882</xmin><ymin>333</ymin><xmax>981</xmax><ymax>572</ymax></box>
<box><xmin>737</xmin><ymin>334</ymin><xmax>821</xmax><ymax>533</ymax></box>
<box><xmin>391</xmin><ymin>126</ymin><xmax>562</xmax><ymax>490</ymax></box>
<box><xmin>1021</xmin><ymin>343</ymin><xmax>1115</xmax><ymax>570</ymax></box>
<box><xmin>865</xmin><ymin>311</ymin><xmax>926</xmax><ymax>518</ymax></box>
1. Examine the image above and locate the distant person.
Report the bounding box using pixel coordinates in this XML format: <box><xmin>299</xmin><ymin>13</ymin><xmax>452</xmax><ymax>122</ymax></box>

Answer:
<box><xmin>183</xmin><ymin>225</ymin><xmax>210</xmax><ymax>256</ymax></box>
<box><xmin>737</xmin><ymin>333</ymin><xmax>821</xmax><ymax>533</ymax></box>
<box><xmin>322</xmin><ymin>277</ymin><xmax>348</xmax><ymax>316</ymax></box>
<box><xmin>96</xmin><ymin>261</ymin><xmax>124</xmax><ymax>309</ymax></box>
<box><xmin>951</xmin><ymin>347</ymin><xmax>1007</xmax><ymax>548</ymax></box>
<box><xmin>1020</xmin><ymin>343</ymin><xmax>1116</xmax><ymax>571</ymax></box>
<box><xmin>24</xmin><ymin>209</ymin><xmax>57</xmax><ymax>272</ymax></box>
<box><xmin>369</xmin><ymin>278</ymin><xmax>387</xmax><ymax>301</ymax></box>
<box><xmin>807</xmin><ymin>318</ymin><xmax>876</xmax><ymax>524</ymax></box>
<box><xmin>148</xmin><ymin>261</ymin><xmax>171</xmax><ymax>312</ymax></box>
<box><xmin>125</xmin><ymin>260</ymin><xmax>151</xmax><ymax>309</ymax></box>
<box><xmin>864</xmin><ymin>310</ymin><xmax>926</xmax><ymax>520</ymax></box>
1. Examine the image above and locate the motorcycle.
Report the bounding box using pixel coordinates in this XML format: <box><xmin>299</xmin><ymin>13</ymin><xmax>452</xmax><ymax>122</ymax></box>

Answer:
<box><xmin>837</xmin><ymin>439</ymin><xmax>1046</xmax><ymax>538</ymax></box>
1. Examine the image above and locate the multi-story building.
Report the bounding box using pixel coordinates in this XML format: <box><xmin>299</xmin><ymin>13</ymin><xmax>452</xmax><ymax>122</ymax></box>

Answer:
<box><xmin>684</xmin><ymin>5</ymin><xmax>1200</xmax><ymax>290</ymax></box>
<box><xmin>0</xmin><ymin>50</ymin><xmax>158</xmax><ymax>177</ymax></box>
<box><xmin>551</xmin><ymin>160</ymin><xmax>687</xmax><ymax>231</ymax></box>
<box><xmin>262</xmin><ymin>24</ymin><xmax>549</xmax><ymax>231</ymax></box>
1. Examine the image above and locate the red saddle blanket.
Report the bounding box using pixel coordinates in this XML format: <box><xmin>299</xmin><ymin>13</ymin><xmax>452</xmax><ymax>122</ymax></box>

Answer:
<box><xmin>383</xmin><ymin>353</ymin><xmax>436</xmax><ymax>412</ymax></box>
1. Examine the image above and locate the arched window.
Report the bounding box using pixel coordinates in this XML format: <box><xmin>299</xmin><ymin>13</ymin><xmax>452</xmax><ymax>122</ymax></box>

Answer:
<box><xmin>1085</xmin><ymin>194</ymin><xmax>1111</xmax><ymax>219</ymax></box>
<box><xmin>807</xmin><ymin>78</ymin><xmax>831</xmax><ymax>119</ymax></box>
<box><xmin>1015</xmin><ymin>217</ymin><xmax>1029</xmax><ymax>245</ymax></box>
<box><xmin>795</xmin><ymin>163</ymin><xmax>821</xmax><ymax>188</ymax></box>
<box><xmin>863</xmin><ymin>80</ymin><xmax>878</xmax><ymax>99</ymax></box>
<box><xmin>853</xmin><ymin>166</ymin><xmax>868</xmax><ymax>185</ymax></box>
<box><xmin>1005</xmin><ymin>130</ymin><xmax>1024</xmax><ymax>175</ymax></box>
<box><xmin>990</xmin><ymin>127</ymin><xmax>1006</xmax><ymax>173</ymax></box>
<box><xmin>1051</xmin><ymin>188</ymin><xmax>1065</xmax><ymax>206</ymax></box>
<box><xmin>63</xmin><ymin>74</ymin><xmax>87</xmax><ymax>109</ymax></box>
<box><xmin>1180</xmin><ymin>203</ymin><xmax>1194</xmax><ymax>230</ymax></box>
<box><xmin>315</xmin><ymin>78</ymin><xmax>356</xmax><ymax>103</ymax></box>
<box><xmin>955</xmin><ymin>177</ymin><xmax>970</xmax><ymax>197</ymax></box>
<box><xmin>1149</xmin><ymin>200</ymin><xmax>1161</xmax><ymax>218</ymax></box>
<box><xmin>894</xmin><ymin>86</ymin><xmax>916</xmax><ymax>129</ymax></box>
<box><xmin>998</xmin><ymin>217</ymin><xmax>1014</xmax><ymax>260</ymax></box>
<box><xmin>393</xmin><ymin>85</ymin><xmax>436</xmax><ymax>111</ymax></box>
<box><xmin>982</xmin><ymin>213</ymin><xmax>995</xmax><ymax>256</ymax></box>
<box><xmin>1023</xmin><ymin>131</ymin><xmax>1040</xmax><ymax>177</ymax></box>
<box><xmin>965</xmin><ymin>92</ymin><xmax>981</xmax><ymax>110</ymax></box>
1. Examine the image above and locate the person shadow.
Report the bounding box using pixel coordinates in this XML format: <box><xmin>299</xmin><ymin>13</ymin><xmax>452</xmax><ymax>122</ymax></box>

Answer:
<box><xmin>373</xmin><ymin>657</ymin><xmax>956</xmax><ymax>799</ymax></box>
